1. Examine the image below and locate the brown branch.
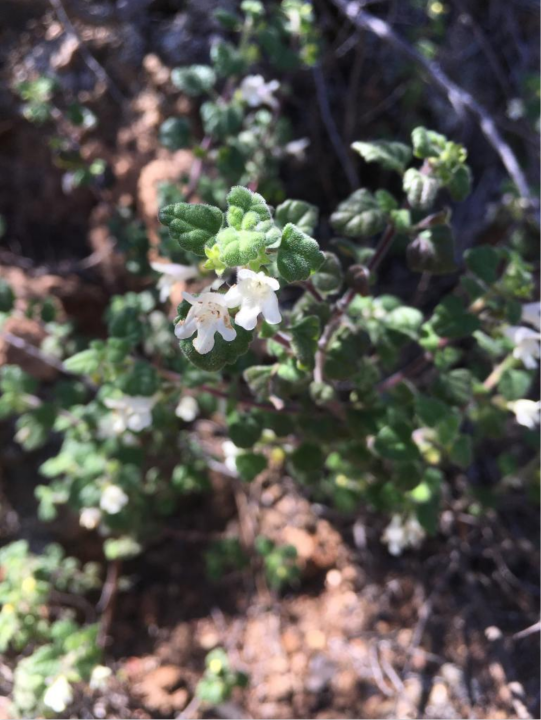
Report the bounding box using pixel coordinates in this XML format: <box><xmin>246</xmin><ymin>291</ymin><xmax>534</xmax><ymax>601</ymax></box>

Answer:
<box><xmin>330</xmin><ymin>0</ymin><xmax>537</xmax><ymax>211</ymax></box>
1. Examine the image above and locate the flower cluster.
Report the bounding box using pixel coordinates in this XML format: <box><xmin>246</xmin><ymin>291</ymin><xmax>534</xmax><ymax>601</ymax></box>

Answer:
<box><xmin>174</xmin><ymin>270</ymin><xmax>282</xmax><ymax>355</ymax></box>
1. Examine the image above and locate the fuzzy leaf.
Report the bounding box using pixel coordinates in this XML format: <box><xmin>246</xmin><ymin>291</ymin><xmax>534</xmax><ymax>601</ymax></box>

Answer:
<box><xmin>330</xmin><ymin>189</ymin><xmax>387</xmax><ymax>237</ymax></box>
<box><xmin>226</xmin><ymin>186</ymin><xmax>272</xmax><ymax>229</ymax></box>
<box><xmin>201</xmin><ymin>101</ymin><xmax>243</xmax><ymax>140</ymax></box>
<box><xmin>447</xmin><ymin>164</ymin><xmax>472</xmax><ymax>201</ymax></box>
<box><xmin>236</xmin><ymin>452</ymin><xmax>267</xmax><ymax>482</ymax></box>
<box><xmin>403</xmin><ymin>168</ymin><xmax>440</xmax><ymax>210</ymax></box>
<box><xmin>374</xmin><ymin>425</ymin><xmax>420</xmax><ymax>462</ymax></box>
<box><xmin>312</xmin><ymin>252</ymin><xmax>343</xmax><ymax>296</ymax></box>
<box><xmin>277</xmin><ymin>223</ymin><xmax>325</xmax><ymax>283</ymax></box>
<box><xmin>465</xmin><ymin>246</ymin><xmax>501</xmax><ymax>284</ymax></box>
<box><xmin>171</xmin><ymin>65</ymin><xmax>216</xmax><ymax>96</ymax></box>
<box><xmin>407</xmin><ymin>226</ymin><xmax>457</xmax><ymax>275</ymax></box>
<box><xmin>159</xmin><ymin>203</ymin><xmax>223</xmax><ymax>256</ymax></box>
<box><xmin>411</xmin><ymin>126</ymin><xmax>447</xmax><ymax>158</ymax></box>
<box><xmin>228</xmin><ymin>411</ymin><xmax>262</xmax><ymax>448</ymax></box>
<box><xmin>216</xmin><ymin>227</ymin><xmax>266</xmax><ymax>267</ymax></box>
<box><xmin>275</xmin><ymin>200</ymin><xmax>319</xmax><ymax>234</ymax></box>
<box><xmin>352</xmin><ymin>140</ymin><xmax>412</xmax><ymax>174</ymax></box>
<box><xmin>290</xmin><ymin>315</ymin><xmax>321</xmax><ymax>370</ymax></box>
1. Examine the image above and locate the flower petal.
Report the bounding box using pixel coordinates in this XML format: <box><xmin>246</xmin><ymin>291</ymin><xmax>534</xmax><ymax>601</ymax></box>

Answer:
<box><xmin>216</xmin><ymin>319</ymin><xmax>237</xmax><ymax>342</ymax></box>
<box><xmin>261</xmin><ymin>292</ymin><xmax>282</xmax><ymax>325</ymax></box>
<box><xmin>175</xmin><ymin>315</ymin><xmax>197</xmax><ymax>339</ymax></box>
<box><xmin>235</xmin><ymin>305</ymin><xmax>260</xmax><ymax>331</ymax></box>
<box><xmin>193</xmin><ymin>324</ymin><xmax>217</xmax><ymax>354</ymax></box>
<box><xmin>224</xmin><ymin>285</ymin><xmax>243</xmax><ymax>308</ymax></box>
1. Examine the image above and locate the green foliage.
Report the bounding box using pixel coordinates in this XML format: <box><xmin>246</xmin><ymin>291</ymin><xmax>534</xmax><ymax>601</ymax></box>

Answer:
<box><xmin>196</xmin><ymin>648</ymin><xmax>248</xmax><ymax>705</ymax></box>
<box><xmin>255</xmin><ymin>537</ymin><xmax>300</xmax><ymax>590</ymax></box>
<box><xmin>352</xmin><ymin>140</ymin><xmax>412</xmax><ymax>174</ymax></box>
<box><xmin>407</xmin><ymin>225</ymin><xmax>457</xmax><ymax>274</ymax></box>
<box><xmin>330</xmin><ymin>189</ymin><xmax>387</xmax><ymax>237</ymax></box>
<box><xmin>159</xmin><ymin>203</ymin><xmax>224</xmax><ymax>256</ymax></box>
<box><xmin>277</xmin><ymin>223</ymin><xmax>325</xmax><ymax>282</ymax></box>
<box><xmin>171</xmin><ymin>65</ymin><xmax>216</xmax><ymax>96</ymax></box>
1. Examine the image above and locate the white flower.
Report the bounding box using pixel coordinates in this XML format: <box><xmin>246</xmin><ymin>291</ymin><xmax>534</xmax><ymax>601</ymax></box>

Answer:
<box><xmin>505</xmin><ymin>326</ymin><xmax>541</xmax><ymax>370</ymax></box>
<box><xmin>80</xmin><ymin>507</ymin><xmax>102</xmax><ymax>530</ymax></box>
<box><xmin>522</xmin><ymin>302</ymin><xmax>541</xmax><ymax>331</ymax></box>
<box><xmin>240</xmin><ymin>75</ymin><xmax>280</xmax><ymax>109</ymax></box>
<box><xmin>508</xmin><ymin>399</ymin><xmax>541</xmax><ymax>430</ymax></box>
<box><xmin>90</xmin><ymin>665</ymin><xmax>112</xmax><ymax>690</ymax></box>
<box><xmin>224</xmin><ymin>269</ymin><xmax>281</xmax><ymax>331</ymax></box>
<box><xmin>175</xmin><ymin>290</ymin><xmax>236</xmax><ymax>354</ymax></box>
<box><xmin>222</xmin><ymin>440</ymin><xmax>240</xmax><ymax>474</ymax></box>
<box><xmin>382</xmin><ymin>514</ymin><xmax>426</xmax><ymax>556</ymax></box>
<box><xmin>176</xmin><ymin>396</ymin><xmax>199</xmax><ymax>422</ymax></box>
<box><xmin>43</xmin><ymin>675</ymin><xmax>73</xmax><ymax>714</ymax></box>
<box><xmin>507</xmin><ymin>98</ymin><xmax>525</xmax><ymax>120</ymax></box>
<box><xmin>100</xmin><ymin>485</ymin><xmax>128</xmax><ymax>514</ymax></box>
<box><xmin>151</xmin><ymin>261</ymin><xmax>198</xmax><ymax>303</ymax></box>
<box><xmin>103</xmin><ymin>395</ymin><xmax>156</xmax><ymax>434</ymax></box>
<box><xmin>285</xmin><ymin>137</ymin><xmax>310</xmax><ymax>160</ymax></box>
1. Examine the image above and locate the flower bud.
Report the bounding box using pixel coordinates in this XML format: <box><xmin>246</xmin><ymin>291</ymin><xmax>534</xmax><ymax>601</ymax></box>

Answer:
<box><xmin>345</xmin><ymin>264</ymin><xmax>370</xmax><ymax>295</ymax></box>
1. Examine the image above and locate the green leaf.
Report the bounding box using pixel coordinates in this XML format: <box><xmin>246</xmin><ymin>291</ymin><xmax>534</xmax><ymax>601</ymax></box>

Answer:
<box><xmin>236</xmin><ymin>452</ymin><xmax>267</xmax><ymax>482</ymax></box>
<box><xmin>431</xmin><ymin>296</ymin><xmax>480</xmax><ymax>339</ymax></box>
<box><xmin>290</xmin><ymin>442</ymin><xmax>324</xmax><ymax>474</ymax></box>
<box><xmin>104</xmin><ymin>536</ymin><xmax>141</xmax><ymax>560</ymax></box>
<box><xmin>275</xmin><ymin>199</ymin><xmax>319</xmax><ymax>234</ymax></box>
<box><xmin>324</xmin><ymin>326</ymin><xmax>370</xmax><ymax>380</ymax></box>
<box><xmin>447</xmin><ymin>164</ymin><xmax>472</xmax><ymax>201</ymax></box>
<box><xmin>120</xmin><ymin>361</ymin><xmax>159</xmax><ymax>397</ymax></box>
<box><xmin>171</xmin><ymin>65</ymin><xmax>216</xmax><ymax>96</ymax></box>
<box><xmin>216</xmin><ymin>227</ymin><xmax>266</xmax><ymax>267</ymax></box>
<box><xmin>375</xmin><ymin>189</ymin><xmax>399</xmax><ymax>212</ymax></box>
<box><xmin>352</xmin><ymin>140</ymin><xmax>412</xmax><ymax>173</ymax></box>
<box><xmin>0</xmin><ymin>279</ymin><xmax>14</xmax><ymax>312</ymax></box>
<box><xmin>385</xmin><ymin>306</ymin><xmax>424</xmax><ymax>339</ymax></box>
<box><xmin>311</xmin><ymin>252</ymin><xmax>343</xmax><ymax>296</ymax></box>
<box><xmin>465</xmin><ymin>246</ymin><xmax>501</xmax><ymax>284</ymax></box>
<box><xmin>403</xmin><ymin>168</ymin><xmax>440</xmax><ymax>210</ymax></box>
<box><xmin>374</xmin><ymin>425</ymin><xmax>420</xmax><ymax>462</ymax></box>
<box><xmin>64</xmin><ymin>348</ymin><xmax>100</xmax><ymax>375</ymax></box>
<box><xmin>159</xmin><ymin>202</ymin><xmax>223</xmax><ymax>256</ymax></box>
<box><xmin>330</xmin><ymin>189</ymin><xmax>387</xmax><ymax>237</ymax></box>
<box><xmin>211</xmin><ymin>40</ymin><xmax>247</xmax><ymax>77</ymax></box>
<box><xmin>433</xmin><ymin>369</ymin><xmax>473</xmax><ymax>406</ymax></box>
<box><xmin>226</xmin><ymin>186</ymin><xmax>271</xmax><ymax>229</ymax></box>
<box><xmin>228</xmin><ymin>411</ymin><xmax>262</xmax><ymax>448</ymax></box>
<box><xmin>159</xmin><ymin>117</ymin><xmax>191</xmax><ymax>150</ymax></box>
<box><xmin>277</xmin><ymin>223</ymin><xmax>325</xmax><ymax>283</ymax></box>
<box><xmin>290</xmin><ymin>315</ymin><xmax>321</xmax><ymax>370</ymax></box>
<box><xmin>415</xmin><ymin>395</ymin><xmax>448</xmax><ymax>427</ymax></box>
<box><xmin>407</xmin><ymin>226</ymin><xmax>457</xmax><ymax>275</ymax></box>
<box><xmin>411</xmin><ymin>126</ymin><xmax>447</xmax><ymax>158</ymax></box>
<box><xmin>201</xmin><ymin>101</ymin><xmax>243</xmax><ymax>140</ymax></box>
<box><xmin>175</xmin><ymin>299</ymin><xmax>253</xmax><ymax>371</ymax></box>
<box><xmin>243</xmin><ymin>365</ymin><xmax>274</xmax><ymax>398</ymax></box>
<box><xmin>498</xmin><ymin>369</ymin><xmax>533</xmax><ymax>401</ymax></box>
<box><xmin>450</xmin><ymin>435</ymin><xmax>473</xmax><ymax>468</ymax></box>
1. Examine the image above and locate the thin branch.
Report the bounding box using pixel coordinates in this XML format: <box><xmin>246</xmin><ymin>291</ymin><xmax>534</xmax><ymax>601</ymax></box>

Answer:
<box><xmin>312</xmin><ymin>65</ymin><xmax>360</xmax><ymax>191</ymax></box>
<box><xmin>49</xmin><ymin>0</ymin><xmax>127</xmax><ymax>106</ymax></box>
<box><xmin>330</xmin><ymin>0</ymin><xmax>537</xmax><ymax>211</ymax></box>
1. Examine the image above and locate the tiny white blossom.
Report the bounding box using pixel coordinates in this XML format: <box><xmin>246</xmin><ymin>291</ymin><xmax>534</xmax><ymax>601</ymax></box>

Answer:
<box><xmin>90</xmin><ymin>665</ymin><xmax>112</xmax><ymax>690</ymax></box>
<box><xmin>505</xmin><ymin>326</ymin><xmax>541</xmax><ymax>370</ymax></box>
<box><xmin>240</xmin><ymin>75</ymin><xmax>280</xmax><ymax>109</ymax></box>
<box><xmin>176</xmin><ymin>396</ymin><xmax>199</xmax><ymax>422</ymax></box>
<box><xmin>175</xmin><ymin>290</ymin><xmax>236</xmax><ymax>354</ymax></box>
<box><xmin>103</xmin><ymin>395</ymin><xmax>156</xmax><ymax>434</ymax></box>
<box><xmin>43</xmin><ymin>675</ymin><xmax>73</xmax><ymax>714</ymax></box>
<box><xmin>382</xmin><ymin>514</ymin><xmax>426</xmax><ymax>556</ymax></box>
<box><xmin>522</xmin><ymin>301</ymin><xmax>541</xmax><ymax>331</ymax></box>
<box><xmin>100</xmin><ymin>485</ymin><xmax>128</xmax><ymax>514</ymax></box>
<box><xmin>285</xmin><ymin>137</ymin><xmax>310</xmax><ymax>160</ymax></box>
<box><xmin>224</xmin><ymin>269</ymin><xmax>281</xmax><ymax>331</ymax></box>
<box><xmin>151</xmin><ymin>261</ymin><xmax>198</xmax><ymax>303</ymax></box>
<box><xmin>508</xmin><ymin>399</ymin><xmax>541</xmax><ymax>430</ymax></box>
<box><xmin>507</xmin><ymin>98</ymin><xmax>525</xmax><ymax>120</ymax></box>
<box><xmin>222</xmin><ymin>440</ymin><xmax>241</xmax><ymax>474</ymax></box>
<box><xmin>80</xmin><ymin>507</ymin><xmax>102</xmax><ymax>530</ymax></box>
